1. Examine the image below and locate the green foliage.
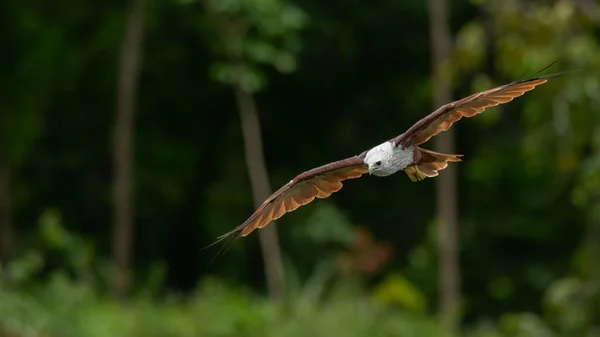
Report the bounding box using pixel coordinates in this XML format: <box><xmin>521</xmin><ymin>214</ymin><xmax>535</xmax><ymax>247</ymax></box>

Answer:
<box><xmin>4</xmin><ymin>250</ymin><xmax>44</xmax><ymax>284</ymax></box>
<box><xmin>1</xmin><ymin>273</ymin><xmax>447</xmax><ymax>337</ymax></box>
<box><xmin>371</xmin><ymin>272</ymin><xmax>428</xmax><ymax>313</ymax></box>
<box><xmin>0</xmin><ymin>224</ymin><xmax>446</xmax><ymax>337</ymax></box>
<box><xmin>2</xmin><ymin>213</ymin><xmax>600</xmax><ymax>336</ymax></box>
<box><xmin>198</xmin><ymin>0</ymin><xmax>308</xmax><ymax>91</ymax></box>
<box><xmin>468</xmin><ymin>313</ymin><xmax>558</xmax><ymax>337</ymax></box>
<box><xmin>290</xmin><ymin>200</ymin><xmax>355</xmax><ymax>246</ymax></box>
<box><xmin>448</xmin><ymin>0</ymin><xmax>600</xmax><ymax>323</ymax></box>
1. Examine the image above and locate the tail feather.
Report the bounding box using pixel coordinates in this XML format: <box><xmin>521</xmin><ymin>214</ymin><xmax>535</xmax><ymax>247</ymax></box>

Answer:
<box><xmin>405</xmin><ymin>147</ymin><xmax>462</xmax><ymax>181</ymax></box>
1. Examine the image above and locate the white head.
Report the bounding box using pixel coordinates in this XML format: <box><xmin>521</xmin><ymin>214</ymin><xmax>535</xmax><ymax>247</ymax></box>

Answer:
<box><xmin>364</xmin><ymin>141</ymin><xmax>397</xmax><ymax>177</ymax></box>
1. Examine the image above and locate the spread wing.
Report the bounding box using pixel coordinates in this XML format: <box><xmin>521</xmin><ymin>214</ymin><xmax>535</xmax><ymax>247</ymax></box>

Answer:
<box><xmin>215</xmin><ymin>154</ymin><xmax>368</xmax><ymax>243</ymax></box>
<box><xmin>394</xmin><ymin>70</ymin><xmax>567</xmax><ymax>147</ymax></box>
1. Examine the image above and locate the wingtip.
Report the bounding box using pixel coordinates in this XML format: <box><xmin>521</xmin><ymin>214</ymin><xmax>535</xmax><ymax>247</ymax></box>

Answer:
<box><xmin>519</xmin><ymin>59</ymin><xmax>580</xmax><ymax>82</ymax></box>
<box><xmin>200</xmin><ymin>228</ymin><xmax>241</xmax><ymax>252</ymax></box>
<box><xmin>201</xmin><ymin>226</ymin><xmax>247</xmax><ymax>266</ymax></box>
<box><xmin>532</xmin><ymin>69</ymin><xmax>580</xmax><ymax>81</ymax></box>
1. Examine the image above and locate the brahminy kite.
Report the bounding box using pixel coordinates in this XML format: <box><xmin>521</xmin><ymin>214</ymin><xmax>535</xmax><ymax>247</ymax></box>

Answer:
<box><xmin>212</xmin><ymin>63</ymin><xmax>569</xmax><ymax>249</ymax></box>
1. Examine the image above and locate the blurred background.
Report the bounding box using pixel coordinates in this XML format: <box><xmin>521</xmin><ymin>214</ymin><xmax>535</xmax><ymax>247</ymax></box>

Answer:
<box><xmin>1</xmin><ymin>0</ymin><xmax>600</xmax><ymax>336</ymax></box>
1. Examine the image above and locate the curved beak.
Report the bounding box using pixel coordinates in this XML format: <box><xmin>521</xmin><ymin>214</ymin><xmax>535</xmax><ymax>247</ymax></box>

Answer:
<box><xmin>367</xmin><ymin>163</ymin><xmax>374</xmax><ymax>175</ymax></box>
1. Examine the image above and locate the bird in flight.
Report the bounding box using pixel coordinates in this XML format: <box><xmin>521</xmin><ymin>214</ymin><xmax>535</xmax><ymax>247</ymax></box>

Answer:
<box><xmin>210</xmin><ymin>63</ymin><xmax>569</xmax><ymax>251</ymax></box>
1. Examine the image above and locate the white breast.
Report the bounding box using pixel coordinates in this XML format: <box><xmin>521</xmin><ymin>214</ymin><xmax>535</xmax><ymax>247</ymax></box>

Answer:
<box><xmin>364</xmin><ymin>141</ymin><xmax>415</xmax><ymax>177</ymax></box>
<box><xmin>390</xmin><ymin>144</ymin><xmax>415</xmax><ymax>171</ymax></box>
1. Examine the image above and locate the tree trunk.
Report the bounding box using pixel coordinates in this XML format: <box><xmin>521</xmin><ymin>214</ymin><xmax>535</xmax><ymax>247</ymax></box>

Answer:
<box><xmin>427</xmin><ymin>0</ymin><xmax>461</xmax><ymax>332</ymax></box>
<box><xmin>112</xmin><ymin>0</ymin><xmax>145</xmax><ymax>298</ymax></box>
<box><xmin>233</xmin><ymin>84</ymin><xmax>285</xmax><ymax>302</ymax></box>
<box><xmin>0</xmin><ymin>157</ymin><xmax>13</xmax><ymax>262</ymax></box>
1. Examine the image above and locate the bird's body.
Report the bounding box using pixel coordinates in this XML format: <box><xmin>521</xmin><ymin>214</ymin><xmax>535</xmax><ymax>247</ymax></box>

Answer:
<box><xmin>209</xmin><ymin>62</ymin><xmax>572</xmax><ymax>249</ymax></box>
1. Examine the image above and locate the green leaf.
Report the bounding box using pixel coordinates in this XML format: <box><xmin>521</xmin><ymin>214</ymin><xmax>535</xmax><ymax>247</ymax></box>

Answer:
<box><xmin>371</xmin><ymin>273</ymin><xmax>427</xmax><ymax>314</ymax></box>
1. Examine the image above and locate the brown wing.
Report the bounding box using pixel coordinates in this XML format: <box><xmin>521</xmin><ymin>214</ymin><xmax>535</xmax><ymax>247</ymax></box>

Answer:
<box><xmin>218</xmin><ymin>154</ymin><xmax>368</xmax><ymax>240</ymax></box>
<box><xmin>393</xmin><ymin>72</ymin><xmax>565</xmax><ymax>147</ymax></box>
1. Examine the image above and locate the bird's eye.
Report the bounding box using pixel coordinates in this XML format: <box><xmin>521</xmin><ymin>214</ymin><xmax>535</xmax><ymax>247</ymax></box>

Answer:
<box><xmin>376</xmin><ymin>161</ymin><xmax>382</xmax><ymax>166</ymax></box>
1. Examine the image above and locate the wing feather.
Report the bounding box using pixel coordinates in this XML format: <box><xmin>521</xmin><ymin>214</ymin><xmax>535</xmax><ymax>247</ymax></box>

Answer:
<box><xmin>217</xmin><ymin>155</ymin><xmax>368</xmax><ymax>240</ymax></box>
<box><xmin>272</xmin><ymin>200</ymin><xmax>286</xmax><ymax>220</ymax></box>
<box><xmin>324</xmin><ymin>179</ymin><xmax>343</xmax><ymax>192</ymax></box>
<box><xmin>313</xmin><ymin>179</ymin><xmax>334</xmax><ymax>198</ymax></box>
<box><xmin>393</xmin><ymin>72</ymin><xmax>565</xmax><ymax>147</ymax></box>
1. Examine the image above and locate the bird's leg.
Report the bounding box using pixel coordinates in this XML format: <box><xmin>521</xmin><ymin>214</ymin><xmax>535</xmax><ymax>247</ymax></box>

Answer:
<box><xmin>404</xmin><ymin>165</ymin><xmax>427</xmax><ymax>182</ymax></box>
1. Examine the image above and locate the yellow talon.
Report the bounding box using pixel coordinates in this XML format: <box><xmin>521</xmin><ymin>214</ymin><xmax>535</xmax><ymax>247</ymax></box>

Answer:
<box><xmin>405</xmin><ymin>166</ymin><xmax>426</xmax><ymax>182</ymax></box>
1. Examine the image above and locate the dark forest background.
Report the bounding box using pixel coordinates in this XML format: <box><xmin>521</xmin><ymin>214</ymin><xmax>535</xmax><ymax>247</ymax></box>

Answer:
<box><xmin>1</xmin><ymin>0</ymin><xmax>600</xmax><ymax>336</ymax></box>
